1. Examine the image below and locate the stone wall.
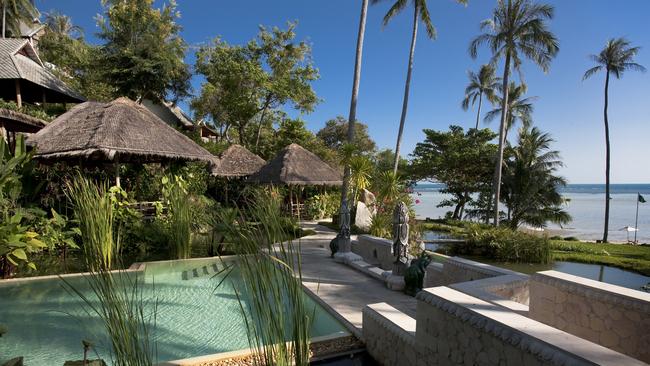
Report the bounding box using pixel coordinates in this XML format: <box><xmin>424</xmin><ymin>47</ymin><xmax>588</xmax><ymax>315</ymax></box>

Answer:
<box><xmin>362</xmin><ymin>287</ymin><xmax>644</xmax><ymax>366</ymax></box>
<box><xmin>529</xmin><ymin>270</ymin><xmax>650</xmax><ymax>363</ymax></box>
<box><xmin>353</xmin><ymin>235</ymin><xmax>394</xmax><ymax>270</ymax></box>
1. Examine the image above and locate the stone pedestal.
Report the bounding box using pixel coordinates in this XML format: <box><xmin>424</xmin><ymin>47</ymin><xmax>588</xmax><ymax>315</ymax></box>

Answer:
<box><xmin>383</xmin><ymin>273</ymin><xmax>405</xmax><ymax>291</ymax></box>
<box><xmin>337</xmin><ymin>236</ymin><xmax>351</xmax><ymax>253</ymax></box>
<box><xmin>392</xmin><ymin>261</ymin><xmax>408</xmax><ymax>277</ymax></box>
<box><xmin>333</xmin><ymin>251</ymin><xmax>363</xmax><ymax>264</ymax></box>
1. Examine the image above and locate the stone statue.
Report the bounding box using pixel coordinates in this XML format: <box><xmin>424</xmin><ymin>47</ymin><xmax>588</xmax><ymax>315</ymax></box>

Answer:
<box><xmin>392</xmin><ymin>201</ymin><xmax>409</xmax><ymax>265</ymax></box>
<box><xmin>332</xmin><ymin>201</ymin><xmax>351</xmax><ymax>256</ymax></box>
<box><xmin>404</xmin><ymin>253</ymin><xmax>432</xmax><ymax>296</ymax></box>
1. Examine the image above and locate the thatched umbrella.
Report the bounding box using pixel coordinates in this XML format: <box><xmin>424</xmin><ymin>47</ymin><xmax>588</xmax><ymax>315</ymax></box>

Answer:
<box><xmin>249</xmin><ymin>143</ymin><xmax>342</xmax><ymax>216</ymax></box>
<box><xmin>27</xmin><ymin>97</ymin><xmax>215</xmax><ymax>186</ymax></box>
<box><xmin>211</xmin><ymin>144</ymin><xmax>265</xmax><ymax>178</ymax></box>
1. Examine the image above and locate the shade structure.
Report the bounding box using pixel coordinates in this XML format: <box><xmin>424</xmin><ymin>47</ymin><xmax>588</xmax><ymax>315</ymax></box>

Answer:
<box><xmin>211</xmin><ymin>144</ymin><xmax>265</xmax><ymax>178</ymax></box>
<box><xmin>0</xmin><ymin>108</ymin><xmax>47</xmax><ymax>134</ymax></box>
<box><xmin>27</xmin><ymin>97</ymin><xmax>215</xmax><ymax>164</ymax></box>
<box><xmin>249</xmin><ymin>143</ymin><xmax>342</xmax><ymax>186</ymax></box>
<box><xmin>0</xmin><ymin>39</ymin><xmax>85</xmax><ymax>105</ymax></box>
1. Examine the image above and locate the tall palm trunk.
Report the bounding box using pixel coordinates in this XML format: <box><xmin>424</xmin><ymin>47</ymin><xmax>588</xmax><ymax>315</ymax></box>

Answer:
<box><xmin>340</xmin><ymin>0</ymin><xmax>368</xmax><ymax>218</ymax></box>
<box><xmin>474</xmin><ymin>92</ymin><xmax>483</xmax><ymax>129</ymax></box>
<box><xmin>602</xmin><ymin>70</ymin><xmax>611</xmax><ymax>242</ymax></box>
<box><xmin>392</xmin><ymin>4</ymin><xmax>419</xmax><ymax>174</ymax></box>
<box><xmin>2</xmin><ymin>1</ymin><xmax>6</xmax><ymax>39</ymax></box>
<box><xmin>492</xmin><ymin>51</ymin><xmax>511</xmax><ymax>226</ymax></box>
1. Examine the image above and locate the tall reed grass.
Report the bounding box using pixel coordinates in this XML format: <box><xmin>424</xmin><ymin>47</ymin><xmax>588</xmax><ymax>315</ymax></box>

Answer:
<box><xmin>216</xmin><ymin>189</ymin><xmax>313</xmax><ymax>366</ymax></box>
<box><xmin>64</xmin><ymin>175</ymin><xmax>156</xmax><ymax>365</ymax></box>
<box><xmin>165</xmin><ymin>176</ymin><xmax>192</xmax><ymax>259</ymax></box>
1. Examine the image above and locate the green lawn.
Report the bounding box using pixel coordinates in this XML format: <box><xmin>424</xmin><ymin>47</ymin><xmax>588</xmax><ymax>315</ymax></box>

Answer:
<box><xmin>550</xmin><ymin>240</ymin><xmax>650</xmax><ymax>276</ymax></box>
<box><xmin>418</xmin><ymin>219</ymin><xmax>650</xmax><ymax>276</ymax></box>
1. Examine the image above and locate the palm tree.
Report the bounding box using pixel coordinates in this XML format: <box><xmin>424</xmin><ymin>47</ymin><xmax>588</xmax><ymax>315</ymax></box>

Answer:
<box><xmin>469</xmin><ymin>0</ymin><xmax>558</xmax><ymax>226</ymax></box>
<box><xmin>583</xmin><ymin>38</ymin><xmax>645</xmax><ymax>243</ymax></box>
<box><xmin>44</xmin><ymin>11</ymin><xmax>82</xmax><ymax>38</ymax></box>
<box><xmin>462</xmin><ymin>64</ymin><xmax>500</xmax><ymax>129</ymax></box>
<box><xmin>484</xmin><ymin>82</ymin><xmax>537</xmax><ymax>140</ymax></box>
<box><xmin>373</xmin><ymin>0</ymin><xmax>467</xmax><ymax>174</ymax></box>
<box><xmin>502</xmin><ymin>126</ymin><xmax>570</xmax><ymax>229</ymax></box>
<box><xmin>340</xmin><ymin>0</ymin><xmax>368</xmax><ymax>237</ymax></box>
<box><xmin>1</xmin><ymin>0</ymin><xmax>37</xmax><ymax>38</ymax></box>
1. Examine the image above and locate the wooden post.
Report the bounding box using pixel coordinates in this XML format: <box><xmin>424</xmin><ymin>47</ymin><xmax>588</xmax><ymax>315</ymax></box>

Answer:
<box><xmin>115</xmin><ymin>158</ymin><xmax>121</xmax><ymax>188</ymax></box>
<box><xmin>14</xmin><ymin>80</ymin><xmax>22</xmax><ymax>108</ymax></box>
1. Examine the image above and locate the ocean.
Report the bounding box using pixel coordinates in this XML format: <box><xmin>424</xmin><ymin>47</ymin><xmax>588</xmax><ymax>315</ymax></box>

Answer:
<box><xmin>412</xmin><ymin>183</ymin><xmax>650</xmax><ymax>243</ymax></box>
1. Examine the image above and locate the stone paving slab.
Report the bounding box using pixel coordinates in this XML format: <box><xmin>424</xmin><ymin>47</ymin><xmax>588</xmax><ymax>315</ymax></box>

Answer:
<box><xmin>297</xmin><ymin>222</ymin><xmax>417</xmax><ymax>338</ymax></box>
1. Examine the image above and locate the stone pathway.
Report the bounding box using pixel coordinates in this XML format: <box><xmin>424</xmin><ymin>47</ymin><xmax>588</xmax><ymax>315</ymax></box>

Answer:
<box><xmin>297</xmin><ymin>222</ymin><xmax>417</xmax><ymax>338</ymax></box>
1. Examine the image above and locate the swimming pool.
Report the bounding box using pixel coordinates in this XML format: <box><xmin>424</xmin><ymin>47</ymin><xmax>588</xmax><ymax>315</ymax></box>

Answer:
<box><xmin>0</xmin><ymin>258</ymin><xmax>348</xmax><ymax>365</ymax></box>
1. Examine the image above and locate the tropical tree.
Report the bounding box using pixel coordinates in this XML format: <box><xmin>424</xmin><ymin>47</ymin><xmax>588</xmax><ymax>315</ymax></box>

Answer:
<box><xmin>339</xmin><ymin>0</ymin><xmax>369</xmax><ymax>237</ymax></box>
<box><xmin>410</xmin><ymin>126</ymin><xmax>497</xmax><ymax>219</ymax></box>
<box><xmin>373</xmin><ymin>0</ymin><xmax>467</xmax><ymax>174</ymax></box>
<box><xmin>462</xmin><ymin>64</ymin><xmax>501</xmax><ymax>129</ymax></box>
<box><xmin>349</xmin><ymin>155</ymin><xmax>374</xmax><ymax>204</ymax></box>
<box><xmin>97</xmin><ymin>0</ymin><xmax>191</xmax><ymax>102</ymax></box>
<box><xmin>484</xmin><ymin>82</ymin><xmax>537</xmax><ymax>140</ymax></box>
<box><xmin>583</xmin><ymin>38</ymin><xmax>645</xmax><ymax>242</ymax></box>
<box><xmin>44</xmin><ymin>10</ymin><xmax>82</xmax><ymax>38</ymax></box>
<box><xmin>501</xmin><ymin>126</ymin><xmax>570</xmax><ymax>229</ymax></box>
<box><xmin>1</xmin><ymin>0</ymin><xmax>37</xmax><ymax>38</ymax></box>
<box><xmin>317</xmin><ymin>116</ymin><xmax>376</xmax><ymax>154</ymax></box>
<box><xmin>469</xmin><ymin>0</ymin><xmax>559</xmax><ymax>226</ymax></box>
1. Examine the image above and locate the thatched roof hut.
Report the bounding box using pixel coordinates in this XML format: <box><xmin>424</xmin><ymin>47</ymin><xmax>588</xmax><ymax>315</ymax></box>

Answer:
<box><xmin>0</xmin><ymin>108</ymin><xmax>46</xmax><ymax>134</ymax></box>
<box><xmin>211</xmin><ymin>144</ymin><xmax>265</xmax><ymax>178</ymax></box>
<box><xmin>27</xmin><ymin>97</ymin><xmax>214</xmax><ymax>164</ymax></box>
<box><xmin>249</xmin><ymin>143</ymin><xmax>342</xmax><ymax>186</ymax></box>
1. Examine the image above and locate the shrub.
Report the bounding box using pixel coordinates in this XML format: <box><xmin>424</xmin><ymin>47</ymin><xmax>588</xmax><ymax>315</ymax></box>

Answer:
<box><xmin>455</xmin><ymin>225</ymin><xmax>551</xmax><ymax>264</ymax></box>
<box><xmin>304</xmin><ymin>192</ymin><xmax>338</xmax><ymax>220</ymax></box>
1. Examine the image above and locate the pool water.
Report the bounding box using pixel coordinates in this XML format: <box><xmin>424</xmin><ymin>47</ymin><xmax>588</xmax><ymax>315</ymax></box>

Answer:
<box><xmin>0</xmin><ymin>258</ymin><xmax>348</xmax><ymax>365</ymax></box>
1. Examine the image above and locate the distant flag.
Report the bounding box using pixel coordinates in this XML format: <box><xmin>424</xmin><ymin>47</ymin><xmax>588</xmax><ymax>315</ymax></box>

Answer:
<box><xmin>639</xmin><ymin>194</ymin><xmax>646</xmax><ymax>203</ymax></box>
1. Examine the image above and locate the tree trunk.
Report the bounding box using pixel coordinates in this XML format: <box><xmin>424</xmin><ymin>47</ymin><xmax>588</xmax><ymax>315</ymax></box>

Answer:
<box><xmin>254</xmin><ymin>96</ymin><xmax>271</xmax><ymax>148</ymax></box>
<box><xmin>392</xmin><ymin>5</ymin><xmax>419</xmax><ymax>175</ymax></box>
<box><xmin>492</xmin><ymin>52</ymin><xmax>511</xmax><ymax>226</ymax></box>
<box><xmin>475</xmin><ymin>92</ymin><xmax>483</xmax><ymax>129</ymax></box>
<box><xmin>602</xmin><ymin>70</ymin><xmax>611</xmax><ymax>243</ymax></box>
<box><xmin>2</xmin><ymin>1</ymin><xmax>5</xmax><ymax>39</ymax></box>
<box><xmin>340</xmin><ymin>0</ymin><xmax>368</xmax><ymax>229</ymax></box>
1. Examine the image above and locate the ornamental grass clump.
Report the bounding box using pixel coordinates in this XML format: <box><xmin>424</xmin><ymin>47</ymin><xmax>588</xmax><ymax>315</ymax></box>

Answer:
<box><xmin>64</xmin><ymin>175</ymin><xmax>156</xmax><ymax>366</ymax></box>
<box><xmin>456</xmin><ymin>224</ymin><xmax>551</xmax><ymax>264</ymax></box>
<box><xmin>162</xmin><ymin>175</ymin><xmax>192</xmax><ymax>259</ymax></box>
<box><xmin>216</xmin><ymin>189</ymin><xmax>313</xmax><ymax>366</ymax></box>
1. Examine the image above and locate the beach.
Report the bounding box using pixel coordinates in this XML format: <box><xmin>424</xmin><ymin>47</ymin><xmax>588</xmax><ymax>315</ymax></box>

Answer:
<box><xmin>412</xmin><ymin>184</ymin><xmax>650</xmax><ymax>243</ymax></box>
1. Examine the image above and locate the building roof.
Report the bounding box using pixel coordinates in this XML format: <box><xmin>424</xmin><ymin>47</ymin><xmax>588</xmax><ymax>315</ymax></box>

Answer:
<box><xmin>211</xmin><ymin>144</ymin><xmax>265</xmax><ymax>178</ymax></box>
<box><xmin>27</xmin><ymin>97</ymin><xmax>215</xmax><ymax>164</ymax></box>
<box><xmin>249</xmin><ymin>143</ymin><xmax>342</xmax><ymax>186</ymax></box>
<box><xmin>0</xmin><ymin>38</ymin><xmax>84</xmax><ymax>102</ymax></box>
<box><xmin>0</xmin><ymin>107</ymin><xmax>47</xmax><ymax>133</ymax></box>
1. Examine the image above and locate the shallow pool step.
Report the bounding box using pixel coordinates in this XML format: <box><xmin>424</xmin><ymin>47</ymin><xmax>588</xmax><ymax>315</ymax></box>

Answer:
<box><xmin>181</xmin><ymin>263</ymin><xmax>223</xmax><ymax>281</ymax></box>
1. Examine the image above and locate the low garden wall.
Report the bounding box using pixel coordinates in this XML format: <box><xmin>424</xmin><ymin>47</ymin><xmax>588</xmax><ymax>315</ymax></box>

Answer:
<box><xmin>529</xmin><ymin>270</ymin><xmax>650</xmax><ymax>363</ymax></box>
<box><xmin>352</xmin><ymin>235</ymin><xmax>395</xmax><ymax>270</ymax></box>
<box><xmin>363</xmin><ymin>287</ymin><xmax>644</xmax><ymax>366</ymax></box>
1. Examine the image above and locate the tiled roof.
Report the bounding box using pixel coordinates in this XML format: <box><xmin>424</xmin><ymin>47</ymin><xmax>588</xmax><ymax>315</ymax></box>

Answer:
<box><xmin>0</xmin><ymin>38</ymin><xmax>84</xmax><ymax>101</ymax></box>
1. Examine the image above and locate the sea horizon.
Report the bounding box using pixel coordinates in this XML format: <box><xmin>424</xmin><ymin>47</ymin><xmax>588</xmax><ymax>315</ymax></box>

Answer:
<box><xmin>412</xmin><ymin>183</ymin><xmax>650</xmax><ymax>243</ymax></box>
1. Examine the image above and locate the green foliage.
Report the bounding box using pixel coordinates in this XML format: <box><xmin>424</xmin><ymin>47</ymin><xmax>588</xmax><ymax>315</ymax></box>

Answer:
<box><xmin>0</xmin><ymin>212</ymin><xmax>46</xmax><ymax>277</ymax></box>
<box><xmin>484</xmin><ymin>82</ymin><xmax>536</xmax><ymax>135</ymax></box>
<box><xmin>0</xmin><ymin>99</ymin><xmax>57</xmax><ymax>122</ymax></box>
<box><xmin>38</xmin><ymin>208</ymin><xmax>80</xmax><ymax>254</ymax></box>
<box><xmin>410</xmin><ymin>126</ymin><xmax>497</xmax><ymax>220</ymax></box>
<box><xmin>66</xmin><ymin>175</ymin><xmax>115</xmax><ymax>271</ymax></box>
<box><xmin>316</xmin><ymin>116</ymin><xmax>376</xmax><ymax>154</ymax></box>
<box><xmin>161</xmin><ymin>175</ymin><xmax>192</xmax><ymax>259</ymax></box>
<box><xmin>349</xmin><ymin>155</ymin><xmax>373</xmax><ymax>204</ymax></box>
<box><xmin>215</xmin><ymin>190</ymin><xmax>313</xmax><ymax>365</ymax></box>
<box><xmin>461</xmin><ymin>64</ymin><xmax>501</xmax><ymax>128</ymax></box>
<box><xmin>501</xmin><ymin>127</ymin><xmax>571</xmax><ymax>229</ymax></box>
<box><xmin>304</xmin><ymin>192</ymin><xmax>338</xmax><ymax>220</ymax></box>
<box><xmin>0</xmin><ymin>0</ymin><xmax>38</xmax><ymax>37</ymax></box>
<box><xmin>369</xmin><ymin>212</ymin><xmax>391</xmax><ymax>239</ymax></box>
<box><xmin>96</xmin><ymin>0</ymin><xmax>191</xmax><ymax>101</ymax></box>
<box><xmin>193</xmin><ymin>22</ymin><xmax>319</xmax><ymax>149</ymax></box>
<box><xmin>456</xmin><ymin>225</ymin><xmax>551</xmax><ymax>264</ymax></box>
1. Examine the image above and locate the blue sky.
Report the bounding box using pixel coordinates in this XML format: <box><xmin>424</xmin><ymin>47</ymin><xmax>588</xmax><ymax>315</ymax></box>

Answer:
<box><xmin>36</xmin><ymin>0</ymin><xmax>650</xmax><ymax>184</ymax></box>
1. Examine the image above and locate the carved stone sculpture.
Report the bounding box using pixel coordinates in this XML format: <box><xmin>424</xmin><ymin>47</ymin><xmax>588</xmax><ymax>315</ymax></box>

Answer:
<box><xmin>404</xmin><ymin>253</ymin><xmax>432</xmax><ymax>296</ymax></box>
<box><xmin>391</xmin><ymin>201</ymin><xmax>409</xmax><ymax>276</ymax></box>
